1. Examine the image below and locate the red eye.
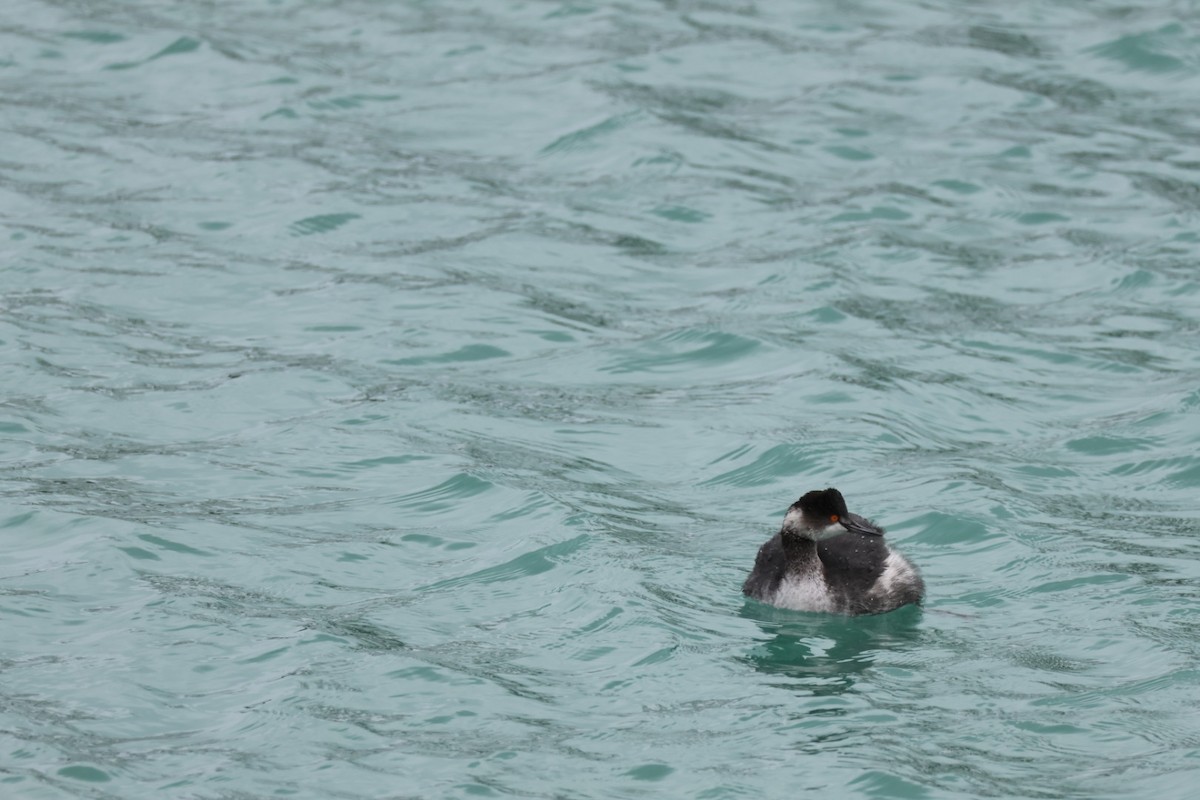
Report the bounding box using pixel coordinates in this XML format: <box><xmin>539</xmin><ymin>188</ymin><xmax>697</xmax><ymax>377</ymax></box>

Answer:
<box><xmin>830</xmin><ymin>514</ymin><xmax>839</xmax><ymax>523</ymax></box>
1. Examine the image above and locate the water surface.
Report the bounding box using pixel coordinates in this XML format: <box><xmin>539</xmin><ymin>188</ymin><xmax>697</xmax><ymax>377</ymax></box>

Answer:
<box><xmin>4</xmin><ymin>1</ymin><xmax>1200</xmax><ymax>798</ymax></box>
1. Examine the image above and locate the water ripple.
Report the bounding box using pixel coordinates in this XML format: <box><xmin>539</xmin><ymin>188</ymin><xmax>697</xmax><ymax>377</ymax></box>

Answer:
<box><xmin>4</xmin><ymin>0</ymin><xmax>1200</xmax><ymax>798</ymax></box>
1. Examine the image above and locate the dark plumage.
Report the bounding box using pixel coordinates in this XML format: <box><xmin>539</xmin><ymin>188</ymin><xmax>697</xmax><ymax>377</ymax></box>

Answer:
<box><xmin>742</xmin><ymin>488</ymin><xmax>924</xmax><ymax>615</ymax></box>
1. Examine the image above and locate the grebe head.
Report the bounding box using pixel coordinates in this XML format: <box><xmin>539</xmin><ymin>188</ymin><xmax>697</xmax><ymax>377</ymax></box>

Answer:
<box><xmin>781</xmin><ymin>487</ymin><xmax>881</xmax><ymax>539</ymax></box>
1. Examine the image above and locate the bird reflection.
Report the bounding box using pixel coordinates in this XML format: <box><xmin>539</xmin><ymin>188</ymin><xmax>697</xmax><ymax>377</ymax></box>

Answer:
<box><xmin>738</xmin><ymin>601</ymin><xmax>924</xmax><ymax>695</ymax></box>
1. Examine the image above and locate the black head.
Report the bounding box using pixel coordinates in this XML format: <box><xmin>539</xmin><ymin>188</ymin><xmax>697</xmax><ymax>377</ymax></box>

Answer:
<box><xmin>791</xmin><ymin>487</ymin><xmax>850</xmax><ymax>527</ymax></box>
<box><xmin>785</xmin><ymin>487</ymin><xmax>882</xmax><ymax>537</ymax></box>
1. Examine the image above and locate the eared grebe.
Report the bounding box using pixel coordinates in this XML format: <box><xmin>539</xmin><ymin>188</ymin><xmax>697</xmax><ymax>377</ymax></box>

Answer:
<box><xmin>742</xmin><ymin>487</ymin><xmax>923</xmax><ymax>615</ymax></box>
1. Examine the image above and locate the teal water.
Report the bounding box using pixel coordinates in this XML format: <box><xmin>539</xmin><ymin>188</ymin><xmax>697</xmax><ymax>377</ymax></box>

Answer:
<box><xmin>4</xmin><ymin>0</ymin><xmax>1200</xmax><ymax>797</ymax></box>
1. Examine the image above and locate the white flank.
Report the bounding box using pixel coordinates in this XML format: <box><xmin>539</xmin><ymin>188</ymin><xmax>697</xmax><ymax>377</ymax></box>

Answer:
<box><xmin>874</xmin><ymin>551</ymin><xmax>915</xmax><ymax>596</ymax></box>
